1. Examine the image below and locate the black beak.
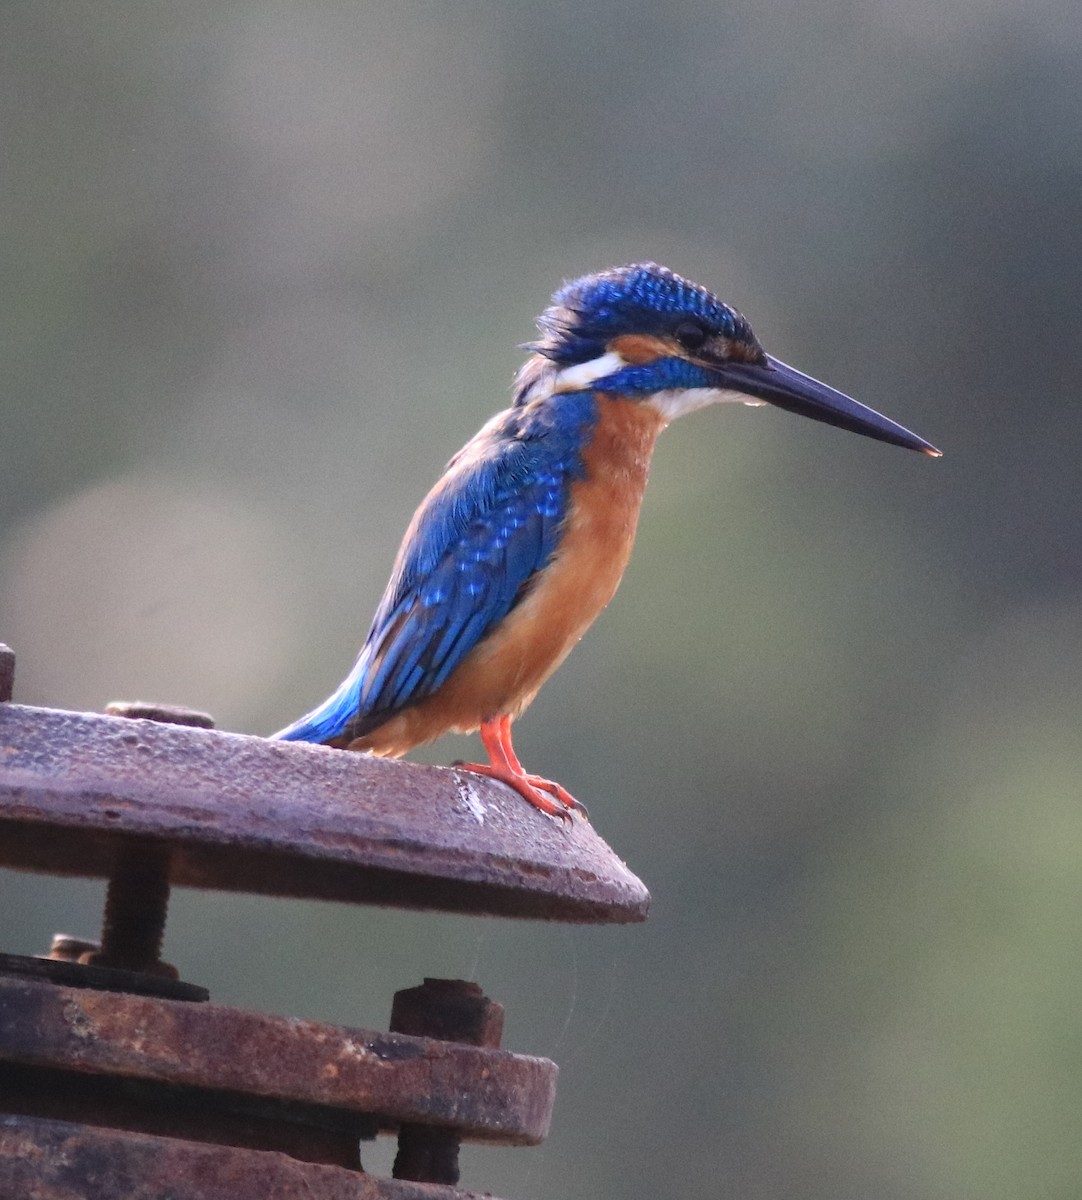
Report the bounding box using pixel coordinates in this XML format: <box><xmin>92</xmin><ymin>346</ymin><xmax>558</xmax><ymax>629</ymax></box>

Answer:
<box><xmin>719</xmin><ymin>354</ymin><xmax>941</xmax><ymax>456</ymax></box>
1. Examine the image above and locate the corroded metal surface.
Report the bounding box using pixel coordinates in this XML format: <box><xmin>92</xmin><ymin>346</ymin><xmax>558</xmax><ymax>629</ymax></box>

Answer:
<box><xmin>0</xmin><ymin>1115</ymin><xmax>494</xmax><ymax>1200</ymax></box>
<box><xmin>1</xmin><ymin>1060</ymin><xmax>374</xmax><ymax>1168</ymax></box>
<box><xmin>0</xmin><ymin>703</ymin><xmax>649</xmax><ymax>921</ymax></box>
<box><xmin>0</xmin><ymin>975</ymin><xmax>557</xmax><ymax>1145</ymax></box>
<box><xmin>391</xmin><ymin>978</ymin><xmax>504</xmax><ymax>1048</ymax></box>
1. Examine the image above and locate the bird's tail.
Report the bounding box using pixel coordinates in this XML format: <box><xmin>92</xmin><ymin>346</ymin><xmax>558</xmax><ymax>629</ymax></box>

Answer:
<box><xmin>271</xmin><ymin>658</ymin><xmax>367</xmax><ymax>745</ymax></box>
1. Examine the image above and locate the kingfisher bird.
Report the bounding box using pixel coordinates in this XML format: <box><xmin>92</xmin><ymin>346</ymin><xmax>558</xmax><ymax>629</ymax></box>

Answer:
<box><xmin>274</xmin><ymin>263</ymin><xmax>939</xmax><ymax>819</ymax></box>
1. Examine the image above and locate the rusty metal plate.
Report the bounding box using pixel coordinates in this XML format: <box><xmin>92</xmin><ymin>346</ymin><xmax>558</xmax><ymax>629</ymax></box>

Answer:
<box><xmin>0</xmin><ymin>703</ymin><xmax>649</xmax><ymax>922</ymax></box>
<box><xmin>0</xmin><ymin>952</ymin><xmax>210</xmax><ymax>1002</ymax></box>
<box><xmin>0</xmin><ymin>975</ymin><xmax>556</xmax><ymax>1145</ymax></box>
<box><xmin>0</xmin><ymin>1114</ymin><xmax>495</xmax><ymax>1200</ymax></box>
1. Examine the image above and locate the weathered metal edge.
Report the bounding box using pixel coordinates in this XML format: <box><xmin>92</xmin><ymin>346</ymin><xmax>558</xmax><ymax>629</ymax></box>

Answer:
<box><xmin>0</xmin><ymin>1113</ymin><xmax>495</xmax><ymax>1200</ymax></box>
<box><xmin>0</xmin><ymin>975</ymin><xmax>557</xmax><ymax>1144</ymax></box>
<box><xmin>0</xmin><ymin>703</ymin><xmax>650</xmax><ymax>923</ymax></box>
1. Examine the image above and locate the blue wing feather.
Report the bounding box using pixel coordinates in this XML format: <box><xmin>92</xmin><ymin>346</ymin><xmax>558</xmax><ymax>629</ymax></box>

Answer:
<box><xmin>274</xmin><ymin>393</ymin><xmax>596</xmax><ymax>744</ymax></box>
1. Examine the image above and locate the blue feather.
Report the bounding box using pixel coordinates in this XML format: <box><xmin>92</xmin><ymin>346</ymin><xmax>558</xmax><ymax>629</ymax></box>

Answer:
<box><xmin>529</xmin><ymin>263</ymin><xmax>754</xmax><ymax>366</ymax></box>
<box><xmin>274</xmin><ymin>392</ymin><xmax>597</xmax><ymax>745</ymax></box>
<box><xmin>596</xmin><ymin>356</ymin><xmax>717</xmax><ymax>396</ymax></box>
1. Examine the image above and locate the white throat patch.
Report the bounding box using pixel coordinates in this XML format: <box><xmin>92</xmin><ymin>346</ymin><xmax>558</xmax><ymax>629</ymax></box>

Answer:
<box><xmin>647</xmin><ymin>388</ymin><xmax>765</xmax><ymax>423</ymax></box>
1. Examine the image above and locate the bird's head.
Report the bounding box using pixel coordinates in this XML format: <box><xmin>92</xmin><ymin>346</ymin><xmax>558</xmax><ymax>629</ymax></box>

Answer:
<box><xmin>518</xmin><ymin>263</ymin><xmax>940</xmax><ymax>455</ymax></box>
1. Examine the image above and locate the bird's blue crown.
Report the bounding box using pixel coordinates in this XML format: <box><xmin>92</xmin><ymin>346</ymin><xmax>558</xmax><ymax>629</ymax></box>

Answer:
<box><xmin>527</xmin><ymin>262</ymin><xmax>755</xmax><ymax>367</ymax></box>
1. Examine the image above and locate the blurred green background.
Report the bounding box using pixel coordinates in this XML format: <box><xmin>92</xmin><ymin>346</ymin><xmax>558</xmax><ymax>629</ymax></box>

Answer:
<box><xmin>2</xmin><ymin>2</ymin><xmax>1081</xmax><ymax>1197</ymax></box>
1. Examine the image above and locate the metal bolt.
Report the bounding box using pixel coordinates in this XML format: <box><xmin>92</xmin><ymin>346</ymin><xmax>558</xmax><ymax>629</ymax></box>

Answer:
<box><xmin>82</xmin><ymin>841</ymin><xmax>175</xmax><ymax>977</ymax></box>
<box><xmin>389</xmin><ymin>978</ymin><xmax>505</xmax><ymax>1186</ymax></box>
<box><xmin>0</xmin><ymin>644</ymin><xmax>14</xmax><ymax>703</ymax></box>
<box><xmin>80</xmin><ymin>701</ymin><xmax>216</xmax><ymax>978</ymax></box>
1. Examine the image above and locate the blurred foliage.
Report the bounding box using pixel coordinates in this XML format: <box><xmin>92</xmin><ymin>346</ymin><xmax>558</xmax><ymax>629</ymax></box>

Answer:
<box><xmin>2</xmin><ymin>2</ymin><xmax>1082</xmax><ymax>1197</ymax></box>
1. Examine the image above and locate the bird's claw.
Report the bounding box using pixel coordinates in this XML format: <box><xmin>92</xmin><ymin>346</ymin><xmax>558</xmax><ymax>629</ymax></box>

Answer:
<box><xmin>454</xmin><ymin>759</ymin><xmax>584</xmax><ymax>822</ymax></box>
<box><xmin>523</xmin><ymin>773</ymin><xmax>589</xmax><ymax>820</ymax></box>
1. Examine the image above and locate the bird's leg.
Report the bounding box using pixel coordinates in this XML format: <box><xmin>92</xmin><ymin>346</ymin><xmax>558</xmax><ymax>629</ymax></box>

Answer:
<box><xmin>496</xmin><ymin>717</ymin><xmax>589</xmax><ymax>818</ymax></box>
<box><xmin>493</xmin><ymin>715</ymin><xmax>589</xmax><ymax>815</ymax></box>
<box><xmin>458</xmin><ymin>715</ymin><xmax>583</xmax><ymax>820</ymax></box>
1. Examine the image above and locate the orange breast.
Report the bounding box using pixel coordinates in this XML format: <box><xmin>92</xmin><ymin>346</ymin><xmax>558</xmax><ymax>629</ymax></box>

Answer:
<box><xmin>354</xmin><ymin>395</ymin><xmax>665</xmax><ymax>757</ymax></box>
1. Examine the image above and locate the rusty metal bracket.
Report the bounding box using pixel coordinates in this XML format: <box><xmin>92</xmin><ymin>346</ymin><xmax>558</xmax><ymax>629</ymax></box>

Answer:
<box><xmin>0</xmin><ymin>974</ymin><xmax>557</xmax><ymax>1143</ymax></box>
<box><xmin>0</xmin><ymin>647</ymin><xmax>648</xmax><ymax>1198</ymax></box>
<box><xmin>0</xmin><ymin>701</ymin><xmax>650</xmax><ymax>921</ymax></box>
<box><xmin>0</xmin><ymin>974</ymin><xmax>556</xmax><ymax>1146</ymax></box>
<box><xmin>0</xmin><ymin>1115</ymin><xmax>497</xmax><ymax>1200</ymax></box>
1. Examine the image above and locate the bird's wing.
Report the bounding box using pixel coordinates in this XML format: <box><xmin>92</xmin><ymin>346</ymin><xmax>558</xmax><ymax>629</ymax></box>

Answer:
<box><xmin>274</xmin><ymin>414</ymin><xmax>577</xmax><ymax>745</ymax></box>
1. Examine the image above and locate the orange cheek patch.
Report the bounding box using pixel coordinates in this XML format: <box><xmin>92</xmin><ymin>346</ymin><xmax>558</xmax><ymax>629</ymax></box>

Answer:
<box><xmin>609</xmin><ymin>333</ymin><xmax>675</xmax><ymax>365</ymax></box>
<box><xmin>722</xmin><ymin>336</ymin><xmax>764</xmax><ymax>363</ymax></box>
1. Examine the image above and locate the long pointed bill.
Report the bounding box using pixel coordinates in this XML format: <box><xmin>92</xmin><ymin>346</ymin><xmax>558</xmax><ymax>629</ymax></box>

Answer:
<box><xmin>719</xmin><ymin>354</ymin><xmax>941</xmax><ymax>456</ymax></box>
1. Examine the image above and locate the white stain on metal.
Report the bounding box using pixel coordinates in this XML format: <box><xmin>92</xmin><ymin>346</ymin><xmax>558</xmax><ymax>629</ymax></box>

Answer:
<box><xmin>453</xmin><ymin>773</ymin><xmax>487</xmax><ymax>824</ymax></box>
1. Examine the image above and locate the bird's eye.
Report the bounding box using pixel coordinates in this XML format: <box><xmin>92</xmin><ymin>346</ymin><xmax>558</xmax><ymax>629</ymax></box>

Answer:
<box><xmin>674</xmin><ymin>320</ymin><xmax>708</xmax><ymax>353</ymax></box>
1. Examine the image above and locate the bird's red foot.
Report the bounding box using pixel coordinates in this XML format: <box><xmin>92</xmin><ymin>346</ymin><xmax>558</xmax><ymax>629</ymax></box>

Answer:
<box><xmin>519</xmin><ymin>771</ymin><xmax>589</xmax><ymax>819</ymax></box>
<box><xmin>458</xmin><ymin>759</ymin><xmax>573</xmax><ymax>819</ymax></box>
<box><xmin>458</xmin><ymin>715</ymin><xmax>586</xmax><ymax>821</ymax></box>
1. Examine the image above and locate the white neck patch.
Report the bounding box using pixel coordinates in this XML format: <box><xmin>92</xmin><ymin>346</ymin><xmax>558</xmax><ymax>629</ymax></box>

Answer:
<box><xmin>552</xmin><ymin>351</ymin><xmax>627</xmax><ymax>394</ymax></box>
